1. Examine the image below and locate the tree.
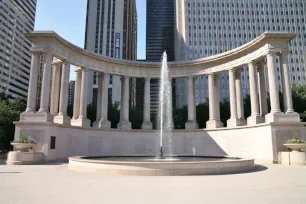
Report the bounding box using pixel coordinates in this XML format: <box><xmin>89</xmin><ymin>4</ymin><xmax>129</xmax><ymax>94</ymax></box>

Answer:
<box><xmin>0</xmin><ymin>95</ymin><xmax>26</xmax><ymax>151</ymax></box>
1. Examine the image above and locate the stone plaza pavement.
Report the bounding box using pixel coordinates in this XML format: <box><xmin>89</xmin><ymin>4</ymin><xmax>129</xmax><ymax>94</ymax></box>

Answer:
<box><xmin>0</xmin><ymin>162</ymin><xmax>305</xmax><ymax>204</ymax></box>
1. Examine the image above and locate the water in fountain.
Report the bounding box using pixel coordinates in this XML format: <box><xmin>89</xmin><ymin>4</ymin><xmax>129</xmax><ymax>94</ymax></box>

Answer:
<box><xmin>157</xmin><ymin>52</ymin><xmax>174</xmax><ymax>159</ymax></box>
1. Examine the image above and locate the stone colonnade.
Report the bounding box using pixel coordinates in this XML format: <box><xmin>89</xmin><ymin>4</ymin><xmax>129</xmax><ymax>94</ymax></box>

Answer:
<box><xmin>22</xmin><ymin>51</ymin><xmax>297</xmax><ymax>130</ymax></box>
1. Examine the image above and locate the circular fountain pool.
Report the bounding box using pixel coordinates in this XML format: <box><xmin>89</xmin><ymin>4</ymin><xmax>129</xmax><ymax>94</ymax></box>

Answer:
<box><xmin>68</xmin><ymin>156</ymin><xmax>255</xmax><ymax>176</ymax></box>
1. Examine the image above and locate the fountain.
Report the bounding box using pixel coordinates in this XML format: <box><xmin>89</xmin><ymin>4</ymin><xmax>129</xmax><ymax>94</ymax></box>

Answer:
<box><xmin>68</xmin><ymin>52</ymin><xmax>255</xmax><ymax>175</ymax></box>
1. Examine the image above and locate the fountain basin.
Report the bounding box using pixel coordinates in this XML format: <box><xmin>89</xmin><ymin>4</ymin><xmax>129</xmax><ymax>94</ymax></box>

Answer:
<box><xmin>68</xmin><ymin>156</ymin><xmax>255</xmax><ymax>176</ymax></box>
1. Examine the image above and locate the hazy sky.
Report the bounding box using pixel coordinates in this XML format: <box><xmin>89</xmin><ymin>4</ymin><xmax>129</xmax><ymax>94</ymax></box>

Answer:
<box><xmin>34</xmin><ymin>0</ymin><xmax>146</xmax><ymax>79</ymax></box>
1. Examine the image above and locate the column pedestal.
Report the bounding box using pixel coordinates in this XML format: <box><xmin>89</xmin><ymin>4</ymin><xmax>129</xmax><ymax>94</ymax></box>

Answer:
<box><xmin>20</xmin><ymin>112</ymin><xmax>54</xmax><ymax>122</ymax></box>
<box><xmin>73</xmin><ymin>117</ymin><xmax>91</xmax><ymax>128</ymax></box>
<box><xmin>227</xmin><ymin>118</ymin><xmax>247</xmax><ymax>128</ymax></box>
<box><xmin>54</xmin><ymin>115</ymin><xmax>71</xmax><ymax>126</ymax></box>
<box><xmin>185</xmin><ymin>121</ymin><xmax>199</xmax><ymax>129</ymax></box>
<box><xmin>247</xmin><ymin>116</ymin><xmax>265</xmax><ymax>125</ymax></box>
<box><xmin>118</xmin><ymin>121</ymin><xmax>132</xmax><ymax>130</ymax></box>
<box><xmin>206</xmin><ymin>120</ymin><xmax>223</xmax><ymax>129</ymax></box>
<box><xmin>142</xmin><ymin>121</ymin><xmax>153</xmax><ymax>130</ymax></box>
<box><xmin>265</xmin><ymin>112</ymin><xmax>300</xmax><ymax>123</ymax></box>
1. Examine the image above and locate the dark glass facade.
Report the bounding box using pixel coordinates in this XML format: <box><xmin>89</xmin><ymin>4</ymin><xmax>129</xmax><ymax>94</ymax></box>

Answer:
<box><xmin>146</xmin><ymin>0</ymin><xmax>175</xmax><ymax>62</ymax></box>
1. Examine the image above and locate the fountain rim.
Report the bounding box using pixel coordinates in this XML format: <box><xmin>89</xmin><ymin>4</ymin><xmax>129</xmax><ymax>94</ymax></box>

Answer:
<box><xmin>69</xmin><ymin>156</ymin><xmax>254</xmax><ymax>165</ymax></box>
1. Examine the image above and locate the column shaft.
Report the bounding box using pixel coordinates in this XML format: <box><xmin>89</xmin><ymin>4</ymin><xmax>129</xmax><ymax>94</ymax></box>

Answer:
<box><xmin>248</xmin><ymin>62</ymin><xmax>260</xmax><ymax>116</ymax></box>
<box><xmin>214</xmin><ymin>74</ymin><xmax>221</xmax><ymax>121</ymax></box>
<box><xmin>267</xmin><ymin>53</ymin><xmax>281</xmax><ymax>113</ymax></box>
<box><xmin>229</xmin><ymin>69</ymin><xmax>238</xmax><ymax>119</ymax></box>
<box><xmin>235</xmin><ymin>70</ymin><xmax>245</xmax><ymax>119</ymax></box>
<box><xmin>279</xmin><ymin>54</ymin><xmax>294</xmax><ymax>113</ymax></box>
<box><xmin>118</xmin><ymin>76</ymin><xmax>131</xmax><ymax>129</ymax></box>
<box><xmin>58</xmin><ymin>61</ymin><xmax>70</xmax><ymax>116</ymax></box>
<box><xmin>99</xmin><ymin>73</ymin><xmax>111</xmax><ymax>128</ymax></box>
<box><xmin>187</xmin><ymin>76</ymin><xmax>196</xmax><ymax>121</ymax></box>
<box><xmin>79</xmin><ymin>69</ymin><xmax>89</xmax><ymax>118</ymax></box>
<box><xmin>50</xmin><ymin>63</ymin><xmax>62</xmax><ymax>116</ymax></box>
<box><xmin>39</xmin><ymin>54</ymin><xmax>52</xmax><ymax>113</ymax></box>
<box><xmin>72</xmin><ymin>68</ymin><xmax>82</xmax><ymax>120</ymax></box>
<box><xmin>25</xmin><ymin>53</ymin><xmax>40</xmax><ymax>112</ymax></box>
<box><xmin>208</xmin><ymin>74</ymin><xmax>216</xmax><ymax>120</ymax></box>
<box><xmin>95</xmin><ymin>73</ymin><xmax>103</xmax><ymax>122</ymax></box>
<box><xmin>142</xmin><ymin>78</ymin><xmax>152</xmax><ymax>129</ymax></box>
<box><xmin>257</xmin><ymin>63</ymin><xmax>268</xmax><ymax>117</ymax></box>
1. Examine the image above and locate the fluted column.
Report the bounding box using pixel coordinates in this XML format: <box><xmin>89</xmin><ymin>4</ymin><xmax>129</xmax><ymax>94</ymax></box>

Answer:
<box><xmin>38</xmin><ymin>54</ymin><xmax>53</xmax><ymax>113</ymax></box>
<box><xmin>50</xmin><ymin>62</ymin><xmax>62</xmax><ymax>116</ymax></box>
<box><xmin>98</xmin><ymin>73</ymin><xmax>111</xmax><ymax>129</ymax></box>
<box><xmin>72</xmin><ymin>68</ymin><xmax>82</xmax><ymax>120</ymax></box>
<box><xmin>118</xmin><ymin>76</ymin><xmax>131</xmax><ymax>129</ymax></box>
<box><xmin>76</xmin><ymin>68</ymin><xmax>91</xmax><ymax>127</ymax></box>
<box><xmin>206</xmin><ymin>73</ymin><xmax>223</xmax><ymax>129</ymax></box>
<box><xmin>185</xmin><ymin>76</ymin><xmax>198</xmax><ymax>129</ymax></box>
<box><xmin>257</xmin><ymin>62</ymin><xmax>268</xmax><ymax>117</ymax></box>
<box><xmin>279</xmin><ymin>53</ymin><xmax>294</xmax><ymax>113</ymax></box>
<box><xmin>235</xmin><ymin>69</ymin><xmax>247</xmax><ymax>125</ymax></box>
<box><xmin>142</xmin><ymin>77</ymin><xmax>153</xmax><ymax>129</ymax></box>
<box><xmin>227</xmin><ymin>69</ymin><xmax>238</xmax><ymax>127</ymax></box>
<box><xmin>54</xmin><ymin>61</ymin><xmax>71</xmax><ymax>125</ymax></box>
<box><xmin>247</xmin><ymin>62</ymin><xmax>264</xmax><ymax>125</ymax></box>
<box><xmin>93</xmin><ymin>72</ymin><xmax>103</xmax><ymax>127</ymax></box>
<box><xmin>25</xmin><ymin>53</ymin><xmax>40</xmax><ymax>113</ymax></box>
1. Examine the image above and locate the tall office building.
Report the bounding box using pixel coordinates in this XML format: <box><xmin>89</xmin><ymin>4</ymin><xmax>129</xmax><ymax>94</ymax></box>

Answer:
<box><xmin>84</xmin><ymin>0</ymin><xmax>137</xmax><ymax>104</ymax></box>
<box><xmin>175</xmin><ymin>0</ymin><xmax>306</xmax><ymax>108</ymax></box>
<box><xmin>146</xmin><ymin>0</ymin><xmax>176</xmax><ymax>112</ymax></box>
<box><xmin>68</xmin><ymin>81</ymin><xmax>75</xmax><ymax>106</ymax></box>
<box><xmin>0</xmin><ymin>0</ymin><xmax>37</xmax><ymax>98</ymax></box>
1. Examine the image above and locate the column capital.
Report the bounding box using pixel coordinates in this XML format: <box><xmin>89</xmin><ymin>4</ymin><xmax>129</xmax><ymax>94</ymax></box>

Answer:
<box><xmin>266</xmin><ymin>50</ymin><xmax>279</xmax><ymax>57</ymax></box>
<box><xmin>74</xmin><ymin>67</ymin><xmax>82</xmax><ymax>73</ymax></box>
<box><xmin>256</xmin><ymin>60</ymin><xmax>265</xmax><ymax>68</ymax></box>
<box><xmin>278</xmin><ymin>51</ymin><xmax>289</xmax><ymax>57</ymax></box>
<box><xmin>52</xmin><ymin>59</ymin><xmax>63</xmax><ymax>65</ymax></box>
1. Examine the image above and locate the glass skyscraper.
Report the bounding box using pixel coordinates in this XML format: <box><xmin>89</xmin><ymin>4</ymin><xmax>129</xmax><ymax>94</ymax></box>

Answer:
<box><xmin>175</xmin><ymin>0</ymin><xmax>306</xmax><ymax>108</ymax></box>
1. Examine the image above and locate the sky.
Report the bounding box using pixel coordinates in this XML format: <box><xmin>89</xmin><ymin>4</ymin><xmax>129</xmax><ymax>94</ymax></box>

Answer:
<box><xmin>34</xmin><ymin>0</ymin><xmax>146</xmax><ymax>79</ymax></box>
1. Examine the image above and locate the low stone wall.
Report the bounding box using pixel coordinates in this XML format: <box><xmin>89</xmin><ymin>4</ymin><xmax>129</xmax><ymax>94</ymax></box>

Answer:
<box><xmin>13</xmin><ymin>121</ymin><xmax>306</xmax><ymax>164</ymax></box>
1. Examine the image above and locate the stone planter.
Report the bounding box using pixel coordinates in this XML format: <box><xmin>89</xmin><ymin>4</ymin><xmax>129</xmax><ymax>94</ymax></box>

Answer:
<box><xmin>283</xmin><ymin>144</ymin><xmax>306</xmax><ymax>152</ymax></box>
<box><xmin>11</xmin><ymin>143</ymin><xmax>35</xmax><ymax>152</ymax></box>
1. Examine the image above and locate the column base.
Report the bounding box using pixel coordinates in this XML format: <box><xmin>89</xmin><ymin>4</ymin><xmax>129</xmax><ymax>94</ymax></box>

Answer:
<box><xmin>118</xmin><ymin>120</ymin><xmax>132</xmax><ymax>130</ymax></box>
<box><xmin>206</xmin><ymin>120</ymin><xmax>224</xmax><ymax>129</ymax></box>
<box><xmin>265</xmin><ymin>112</ymin><xmax>300</xmax><ymax>123</ymax></box>
<box><xmin>20</xmin><ymin>112</ymin><xmax>53</xmax><ymax>123</ymax></box>
<box><xmin>71</xmin><ymin>117</ymin><xmax>91</xmax><ymax>128</ymax></box>
<box><xmin>185</xmin><ymin>120</ymin><xmax>199</xmax><ymax>129</ymax></box>
<box><xmin>93</xmin><ymin>119</ymin><xmax>111</xmax><ymax>129</ymax></box>
<box><xmin>142</xmin><ymin>121</ymin><xmax>153</xmax><ymax>130</ymax></box>
<box><xmin>247</xmin><ymin>116</ymin><xmax>265</xmax><ymax>125</ymax></box>
<box><xmin>53</xmin><ymin>115</ymin><xmax>71</xmax><ymax>126</ymax></box>
<box><xmin>227</xmin><ymin>118</ymin><xmax>247</xmax><ymax>128</ymax></box>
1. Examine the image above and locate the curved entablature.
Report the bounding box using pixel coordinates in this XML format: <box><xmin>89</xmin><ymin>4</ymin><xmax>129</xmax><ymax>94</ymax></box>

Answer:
<box><xmin>25</xmin><ymin>31</ymin><xmax>295</xmax><ymax>78</ymax></box>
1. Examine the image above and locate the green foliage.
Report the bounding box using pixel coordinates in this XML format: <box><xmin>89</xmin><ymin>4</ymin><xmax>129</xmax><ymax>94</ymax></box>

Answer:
<box><xmin>19</xmin><ymin>136</ymin><xmax>29</xmax><ymax>143</ymax></box>
<box><xmin>0</xmin><ymin>94</ymin><xmax>26</xmax><ymax>150</ymax></box>
<box><xmin>292</xmin><ymin>84</ymin><xmax>306</xmax><ymax>122</ymax></box>
<box><xmin>285</xmin><ymin>135</ymin><xmax>306</xmax><ymax>144</ymax></box>
<box><xmin>129</xmin><ymin>106</ymin><xmax>143</xmax><ymax>129</ymax></box>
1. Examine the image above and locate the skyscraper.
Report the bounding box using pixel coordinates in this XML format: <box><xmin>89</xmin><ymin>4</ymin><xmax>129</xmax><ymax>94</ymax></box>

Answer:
<box><xmin>146</xmin><ymin>0</ymin><xmax>176</xmax><ymax>112</ymax></box>
<box><xmin>175</xmin><ymin>0</ymin><xmax>306</xmax><ymax>108</ymax></box>
<box><xmin>0</xmin><ymin>0</ymin><xmax>37</xmax><ymax>98</ymax></box>
<box><xmin>84</xmin><ymin>0</ymin><xmax>137</xmax><ymax>104</ymax></box>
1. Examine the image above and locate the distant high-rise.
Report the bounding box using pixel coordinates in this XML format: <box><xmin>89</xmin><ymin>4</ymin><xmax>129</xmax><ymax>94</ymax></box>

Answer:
<box><xmin>0</xmin><ymin>0</ymin><xmax>37</xmax><ymax>98</ymax></box>
<box><xmin>175</xmin><ymin>0</ymin><xmax>306</xmax><ymax>108</ymax></box>
<box><xmin>68</xmin><ymin>81</ymin><xmax>75</xmax><ymax>106</ymax></box>
<box><xmin>146</xmin><ymin>0</ymin><xmax>176</xmax><ymax>112</ymax></box>
<box><xmin>84</xmin><ymin>0</ymin><xmax>137</xmax><ymax>105</ymax></box>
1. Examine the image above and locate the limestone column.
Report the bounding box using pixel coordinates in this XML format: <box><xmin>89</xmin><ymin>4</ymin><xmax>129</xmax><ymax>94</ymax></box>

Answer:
<box><xmin>72</xmin><ymin>68</ymin><xmax>82</xmax><ymax>120</ymax></box>
<box><xmin>142</xmin><ymin>77</ymin><xmax>153</xmax><ymax>129</ymax></box>
<box><xmin>98</xmin><ymin>73</ymin><xmax>111</xmax><ymax>129</ymax></box>
<box><xmin>118</xmin><ymin>76</ymin><xmax>131</xmax><ymax>129</ymax></box>
<box><xmin>76</xmin><ymin>68</ymin><xmax>91</xmax><ymax>127</ymax></box>
<box><xmin>185</xmin><ymin>76</ymin><xmax>198</xmax><ymax>129</ymax></box>
<box><xmin>50</xmin><ymin>62</ymin><xmax>62</xmax><ymax>116</ymax></box>
<box><xmin>279</xmin><ymin>53</ymin><xmax>294</xmax><ymax>113</ymax></box>
<box><xmin>206</xmin><ymin>73</ymin><xmax>223</xmax><ymax>129</ymax></box>
<box><xmin>54</xmin><ymin>61</ymin><xmax>71</xmax><ymax>125</ymax></box>
<box><xmin>93</xmin><ymin>72</ymin><xmax>103</xmax><ymax>127</ymax></box>
<box><xmin>25</xmin><ymin>53</ymin><xmax>40</xmax><ymax>113</ymax></box>
<box><xmin>235</xmin><ymin>69</ymin><xmax>247</xmax><ymax>125</ymax></box>
<box><xmin>227</xmin><ymin>69</ymin><xmax>240</xmax><ymax>127</ymax></box>
<box><xmin>247</xmin><ymin>62</ymin><xmax>264</xmax><ymax>125</ymax></box>
<box><xmin>267</xmin><ymin>53</ymin><xmax>281</xmax><ymax>113</ymax></box>
<box><xmin>257</xmin><ymin>62</ymin><xmax>268</xmax><ymax>117</ymax></box>
<box><xmin>38</xmin><ymin>54</ymin><xmax>53</xmax><ymax>116</ymax></box>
